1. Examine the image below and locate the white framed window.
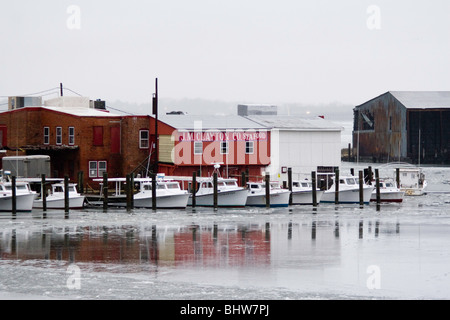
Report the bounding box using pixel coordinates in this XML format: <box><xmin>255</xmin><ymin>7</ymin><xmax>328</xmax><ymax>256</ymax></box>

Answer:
<box><xmin>68</xmin><ymin>127</ymin><xmax>75</xmax><ymax>145</ymax></box>
<box><xmin>56</xmin><ymin>127</ymin><xmax>62</xmax><ymax>145</ymax></box>
<box><xmin>43</xmin><ymin>127</ymin><xmax>50</xmax><ymax>145</ymax></box>
<box><xmin>139</xmin><ymin>130</ymin><xmax>149</xmax><ymax>149</ymax></box>
<box><xmin>245</xmin><ymin>141</ymin><xmax>254</xmax><ymax>154</ymax></box>
<box><xmin>89</xmin><ymin>161</ymin><xmax>107</xmax><ymax>178</ymax></box>
<box><xmin>194</xmin><ymin>141</ymin><xmax>203</xmax><ymax>155</ymax></box>
<box><xmin>220</xmin><ymin>141</ymin><xmax>229</xmax><ymax>155</ymax></box>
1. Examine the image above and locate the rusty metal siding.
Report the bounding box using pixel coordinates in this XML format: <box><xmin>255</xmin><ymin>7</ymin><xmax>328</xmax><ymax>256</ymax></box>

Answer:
<box><xmin>353</xmin><ymin>92</ymin><xmax>406</xmax><ymax>162</ymax></box>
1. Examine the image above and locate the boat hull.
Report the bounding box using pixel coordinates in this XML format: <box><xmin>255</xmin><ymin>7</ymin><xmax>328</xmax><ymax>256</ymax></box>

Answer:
<box><xmin>188</xmin><ymin>189</ymin><xmax>248</xmax><ymax>207</ymax></box>
<box><xmin>0</xmin><ymin>193</ymin><xmax>36</xmax><ymax>212</ymax></box>
<box><xmin>33</xmin><ymin>195</ymin><xmax>86</xmax><ymax>209</ymax></box>
<box><xmin>133</xmin><ymin>193</ymin><xmax>190</xmax><ymax>209</ymax></box>
<box><xmin>321</xmin><ymin>187</ymin><xmax>374</xmax><ymax>204</ymax></box>
<box><xmin>371</xmin><ymin>190</ymin><xmax>405</xmax><ymax>203</ymax></box>
<box><xmin>246</xmin><ymin>190</ymin><xmax>290</xmax><ymax>208</ymax></box>
<box><xmin>291</xmin><ymin>190</ymin><xmax>324</xmax><ymax>205</ymax></box>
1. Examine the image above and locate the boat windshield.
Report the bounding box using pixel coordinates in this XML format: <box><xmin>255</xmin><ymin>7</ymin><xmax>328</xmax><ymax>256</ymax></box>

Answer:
<box><xmin>346</xmin><ymin>178</ymin><xmax>357</xmax><ymax>185</ymax></box>
<box><xmin>166</xmin><ymin>183</ymin><xmax>180</xmax><ymax>189</ymax></box>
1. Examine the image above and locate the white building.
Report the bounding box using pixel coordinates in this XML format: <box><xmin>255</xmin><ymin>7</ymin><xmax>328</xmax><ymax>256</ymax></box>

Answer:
<box><xmin>246</xmin><ymin>115</ymin><xmax>344</xmax><ymax>182</ymax></box>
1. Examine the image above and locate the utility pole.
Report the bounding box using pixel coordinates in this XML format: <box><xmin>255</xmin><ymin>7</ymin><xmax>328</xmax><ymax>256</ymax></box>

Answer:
<box><xmin>152</xmin><ymin>78</ymin><xmax>159</xmax><ymax>174</ymax></box>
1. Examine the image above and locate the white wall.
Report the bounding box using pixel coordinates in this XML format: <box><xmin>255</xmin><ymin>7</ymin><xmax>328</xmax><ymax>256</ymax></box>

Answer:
<box><xmin>266</xmin><ymin>129</ymin><xmax>341</xmax><ymax>182</ymax></box>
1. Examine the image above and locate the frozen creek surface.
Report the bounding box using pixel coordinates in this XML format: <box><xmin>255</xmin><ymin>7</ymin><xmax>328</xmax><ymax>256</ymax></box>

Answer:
<box><xmin>1</xmin><ymin>164</ymin><xmax>450</xmax><ymax>300</ymax></box>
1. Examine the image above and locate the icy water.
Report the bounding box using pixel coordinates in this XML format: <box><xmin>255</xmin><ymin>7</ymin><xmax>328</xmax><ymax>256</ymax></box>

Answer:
<box><xmin>1</xmin><ymin>163</ymin><xmax>450</xmax><ymax>300</ymax></box>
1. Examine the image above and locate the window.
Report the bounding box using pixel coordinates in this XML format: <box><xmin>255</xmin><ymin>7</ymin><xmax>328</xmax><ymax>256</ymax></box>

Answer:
<box><xmin>68</xmin><ymin>127</ymin><xmax>75</xmax><ymax>145</ymax></box>
<box><xmin>220</xmin><ymin>141</ymin><xmax>228</xmax><ymax>154</ymax></box>
<box><xmin>56</xmin><ymin>127</ymin><xmax>62</xmax><ymax>145</ymax></box>
<box><xmin>93</xmin><ymin>126</ymin><xmax>103</xmax><ymax>146</ymax></box>
<box><xmin>245</xmin><ymin>141</ymin><xmax>254</xmax><ymax>154</ymax></box>
<box><xmin>140</xmin><ymin>130</ymin><xmax>149</xmax><ymax>149</ymax></box>
<box><xmin>44</xmin><ymin>127</ymin><xmax>50</xmax><ymax>145</ymax></box>
<box><xmin>89</xmin><ymin>161</ymin><xmax>107</xmax><ymax>178</ymax></box>
<box><xmin>194</xmin><ymin>141</ymin><xmax>203</xmax><ymax>155</ymax></box>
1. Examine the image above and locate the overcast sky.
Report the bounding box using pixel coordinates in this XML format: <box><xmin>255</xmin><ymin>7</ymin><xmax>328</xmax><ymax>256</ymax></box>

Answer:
<box><xmin>1</xmin><ymin>0</ymin><xmax>450</xmax><ymax>109</ymax></box>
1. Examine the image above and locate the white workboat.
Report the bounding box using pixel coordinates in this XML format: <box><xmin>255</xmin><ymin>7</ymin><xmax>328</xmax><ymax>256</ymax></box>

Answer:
<box><xmin>133</xmin><ymin>179</ymin><xmax>190</xmax><ymax>209</ymax></box>
<box><xmin>320</xmin><ymin>175</ymin><xmax>374</xmax><ymax>205</ymax></box>
<box><xmin>33</xmin><ymin>183</ymin><xmax>85</xmax><ymax>209</ymax></box>
<box><xmin>291</xmin><ymin>180</ymin><xmax>324</xmax><ymax>205</ymax></box>
<box><xmin>185</xmin><ymin>177</ymin><xmax>248</xmax><ymax>207</ymax></box>
<box><xmin>246</xmin><ymin>181</ymin><xmax>290</xmax><ymax>207</ymax></box>
<box><xmin>397</xmin><ymin>167</ymin><xmax>427</xmax><ymax>196</ymax></box>
<box><xmin>370</xmin><ymin>179</ymin><xmax>405</xmax><ymax>203</ymax></box>
<box><xmin>93</xmin><ymin>176</ymin><xmax>190</xmax><ymax>209</ymax></box>
<box><xmin>0</xmin><ymin>181</ymin><xmax>37</xmax><ymax>212</ymax></box>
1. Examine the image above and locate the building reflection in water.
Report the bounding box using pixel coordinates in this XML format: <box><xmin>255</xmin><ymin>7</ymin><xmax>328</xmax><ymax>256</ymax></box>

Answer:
<box><xmin>0</xmin><ymin>218</ymin><xmax>401</xmax><ymax>268</ymax></box>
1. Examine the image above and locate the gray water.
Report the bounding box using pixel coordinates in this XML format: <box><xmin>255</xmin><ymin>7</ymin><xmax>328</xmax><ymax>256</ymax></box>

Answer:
<box><xmin>1</xmin><ymin>163</ymin><xmax>450</xmax><ymax>300</ymax></box>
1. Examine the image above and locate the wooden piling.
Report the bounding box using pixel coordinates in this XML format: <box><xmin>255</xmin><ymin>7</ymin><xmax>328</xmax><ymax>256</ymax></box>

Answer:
<box><xmin>41</xmin><ymin>174</ymin><xmax>47</xmax><ymax>212</ymax></box>
<box><xmin>334</xmin><ymin>168</ymin><xmax>340</xmax><ymax>205</ymax></box>
<box><xmin>130</xmin><ymin>173</ymin><xmax>135</xmax><ymax>209</ymax></box>
<box><xmin>396</xmin><ymin>168</ymin><xmax>400</xmax><ymax>189</ymax></box>
<box><xmin>312</xmin><ymin>171</ymin><xmax>317</xmax><ymax>207</ymax></box>
<box><xmin>287</xmin><ymin>168</ymin><xmax>293</xmax><ymax>206</ymax></box>
<box><xmin>375</xmin><ymin>168</ymin><xmax>381</xmax><ymax>210</ymax></box>
<box><xmin>241</xmin><ymin>171</ymin><xmax>247</xmax><ymax>187</ymax></box>
<box><xmin>11</xmin><ymin>176</ymin><xmax>16</xmax><ymax>216</ymax></box>
<box><xmin>64</xmin><ymin>175</ymin><xmax>70</xmax><ymax>214</ymax></box>
<box><xmin>265</xmin><ymin>173</ymin><xmax>271</xmax><ymax>208</ymax></box>
<box><xmin>151</xmin><ymin>172</ymin><xmax>157</xmax><ymax>210</ymax></box>
<box><xmin>213</xmin><ymin>172</ymin><xmax>218</xmax><ymax>209</ymax></box>
<box><xmin>126</xmin><ymin>174</ymin><xmax>131</xmax><ymax>211</ymax></box>
<box><xmin>359</xmin><ymin>170</ymin><xmax>364</xmax><ymax>207</ymax></box>
<box><xmin>192</xmin><ymin>171</ymin><xmax>197</xmax><ymax>208</ymax></box>
<box><xmin>78</xmin><ymin>171</ymin><xmax>84</xmax><ymax>194</ymax></box>
<box><xmin>103</xmin><ymin>172</ymin><xmax>108</xmax><ymax>211</ymax></box>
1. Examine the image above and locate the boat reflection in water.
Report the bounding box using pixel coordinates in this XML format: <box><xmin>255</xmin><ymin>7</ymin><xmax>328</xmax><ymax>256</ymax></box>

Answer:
<box><xmin>0</xmin><ymin>217</ymin><xmax>399</xmax><ymax>270</ymax></box>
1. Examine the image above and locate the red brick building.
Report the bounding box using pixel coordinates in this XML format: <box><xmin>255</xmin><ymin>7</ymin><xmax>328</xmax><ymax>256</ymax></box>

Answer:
<box><xmin>0</xmin><ymin>97</ymin><xmax>173</xmax><ymax>188</ymax></box>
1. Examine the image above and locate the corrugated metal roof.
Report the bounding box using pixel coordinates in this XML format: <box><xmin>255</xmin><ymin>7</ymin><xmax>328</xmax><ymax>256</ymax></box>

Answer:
<box><xmin>390</xmin><ymin>91</ymin><xmax>450</xmax><ymax>109</ymax></box>
<box><xmin>158</xmin><ymin>114</ymin><xmax>267</xmax><ymax>130</ymax></box>
<box><xmin>245</xmin><ymin>115</ymin><xmax>344</xmax><ymax>131</ymax></box>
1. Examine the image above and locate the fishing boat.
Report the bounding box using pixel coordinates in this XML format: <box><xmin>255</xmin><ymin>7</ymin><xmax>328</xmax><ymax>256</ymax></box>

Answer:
<box><xmin>0</xmin><ymin>180</ymin><xmax>37</xmax><ymax>212</ymax></box>
<box><xmin>246</xmin><ymin>181</ymin><xmax>290</xmax><ymax>207</ymax></box>
<box><xmin>185</xmin><ymin>177</ymin><xmax>248</xmax><ymax>207</ymax></box>
<box><xmin>320</xmin><ymin>175</ymin><xmax>374</xmax><ymax>204</ymax></box>
<box><xmin>397</xmin><ymin>167</ymin><xmax>427</xmax><ymax>196</ymax></box>
<box><xmin>291</xmin><ymin>180</ymin><xmax>324</xmax><ymax>205</ymax></box>
<box><xmin>92</xmin><ymin>176</ymin><xmax>190</xmax><ymax>209</ymax></box>
<box><xmin>33</xmin><ymin>182</ymin><xmax>85</xmax><ymax>209</ymax></box>
<box><xmin>133</xmin><ymin>178</ymin><xmax>190</xmax><ymax>209</ymax></box>
<box><xmin>370</xmin><ymin>179</ymin><xmax>405</xmax><ymax>203</ymax></box>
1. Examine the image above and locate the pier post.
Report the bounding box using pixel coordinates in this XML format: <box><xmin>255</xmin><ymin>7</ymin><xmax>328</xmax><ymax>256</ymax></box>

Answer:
<box><xmin>151</xmin><ymin>172</ymin><xmax>157</xmax><ymax>211</ymax></box>
<box><xmin>130</xmin><ymin>173</ymin><xmax>135</xmax><ymax>209</ymax></box>
<box><xmin>312</xmin><ymin>171</ymin><xmax>317</xmax><ymax>207</ymax></box>
<box><xmin>241</xmin><ymin>171</ymin><xmax>247</xmax><ymax>187</ymax></box>
<box><xmin>78</xmin><ymin>171</ymin><xmax>84</xmax><ymax>194</ymax></box>
<box><xmin>41</xmin><ymin>174</ymin><xmax>47</xmax><ymax>212</ymax></box>
<box><xmin>213</xmin><ymin>172</ymin><xmax>218</xmax><ymax>210</ymax></box>
<box><xmin>126</xmin><ymin>174</ymin><xmax>131</xmax><ymax>212</ymax></box>
<box><xmin>103</xmin><ymin>172</ymin><xmax>108</xmax><ymax>212</ymax></box>
<box><xmin>396</xmin><ymin>168</ymin><xmax>400</xmax><ymax>189</ymax></box>
<box><xmin>64</xmin><ymin>175</ymin><xmax>70</xmax><ymax>214</ymax></box>
<box><xmin>265</xmin><ymin>173</ymin><xmax>271</xmax><ymax>208</ymax></box>
<box><xmin>334</xmin><ymin>168</ymin><xmax>340</xmax><ymax>205</ymax></box>
<box><xmin>359</xmin><ymin>170</ymin><xmax>364</xmax><ymax>207</ymax></box>
<box><xmin>375</xmin><ymin>168</ymin><xmax>381</xmax><ymax>211</ymax></box>
<box><xmin>192</xmin><ymin>171</ymin><xmax>197</xmax><ymax>208</ymax></box>
<box><xmin>287</xmin><ymin>168</ymin><xmax>293</xmax><ymax>206</ymax></box>
<box><xmin>11</xmin><ymin>176</ymin><xmax>16</xmax><ymax>216</ymax></box>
